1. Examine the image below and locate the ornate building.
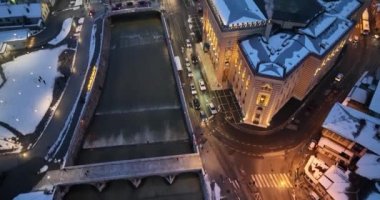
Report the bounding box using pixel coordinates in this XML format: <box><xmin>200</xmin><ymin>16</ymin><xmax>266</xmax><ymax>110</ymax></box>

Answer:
<box><xmin>203</xmin><ymin>0</ymin><xmax>367</xmax><ymax>127</ymax></box>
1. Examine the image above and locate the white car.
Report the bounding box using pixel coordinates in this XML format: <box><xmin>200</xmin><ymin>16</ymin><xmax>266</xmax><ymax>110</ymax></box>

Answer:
<box><xmin>186</xmin><ymin>67</ymin><xmax>192</xmax><ymax>73</ymax></box>
<box><xmin>190</xmin><ymin>83</ymin><xmax>197</xmax><ymax>95</ymax></box>
<box><xmin>199</xmin><ymin>79</ymin><xmax>206</xmax><ymax>91</ymax></box>
<box><xmin>188</xmin><ymin>72</ymin><xmax>193</xmax><ymax>78</ymax></box>
<box><xmin>208</xmin><ymin>103</ymin><xmax>218</xmax><ymax>115</ymax></box>
<box><xmin>335</xmin><ymin>73</ymin><xmax>344</xmax><ymax>82</ymax></box>
<box><xmin>186</xmin><ymin>39</ymin><xmax>192</xmax><ymax>48</ymax></box>
<box><xmin>185</xmin><ymin>58</ymin><xmax>191</xmax><ymax>67</ymax></box>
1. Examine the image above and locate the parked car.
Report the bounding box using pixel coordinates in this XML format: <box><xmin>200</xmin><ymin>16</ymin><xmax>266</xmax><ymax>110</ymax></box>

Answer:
<box><xmin>208</xmin><ymin>103</ymin><xmax>217</xmax><ymax>115</ymax></box>
<box><xmin>190</xmin><ymin>83</ymin><xmax>197</xmax><ymax>95</ymax></box>
<box><xmin>191</xmin><ymin>53</ymin><xmax>198</xmax><ymax>64</ymax></box>
<box><xmin>199</xmin><ymin>79</ymin><xmax>206</xmax><ymax>91</ymax></box>
<box><xmin>193</xmin><ymin>98</ymin><xmax>200</xmax><ymax>110</ymax></box>
<box><xmin>185</xmin><ymin>58</ymin><xmax>191</xmax><ymax>67</ymax></box>
<box><xmin>186</xmin><ymin>39</ymin><xmax>192</xmax><ymax>48</ymax></box>
<box><xmin>200</xmin><ymin>110</ymin><xmax>207</xmax><ymax>122</ymax></box>
<box><xmin>334</xmin><ymin>73</ymin><xmax>344</xmax><ymax>82</ymax></box>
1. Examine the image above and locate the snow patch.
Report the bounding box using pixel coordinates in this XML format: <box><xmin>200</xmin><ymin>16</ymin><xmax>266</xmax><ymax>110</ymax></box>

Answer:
<box><xmin>48</xmin><ymin>18</ymin><xmax>73</xmax><ymax>45</ymax></box>
<box><xmin>0</xmin><ymin>45</ymin><xmax>67</xmax><ymax>136</ymax></box>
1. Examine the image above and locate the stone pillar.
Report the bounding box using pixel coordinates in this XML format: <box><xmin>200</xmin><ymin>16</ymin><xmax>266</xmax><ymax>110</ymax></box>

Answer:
<box><xmin>129</xmin><ymin>178</ymin><xmax>142</xmax><ymax>188</ymax></box>
<box><xmin>164</xmin><ymin>175</ymin><xmax>176</xmax><ymax>185</ymax></box>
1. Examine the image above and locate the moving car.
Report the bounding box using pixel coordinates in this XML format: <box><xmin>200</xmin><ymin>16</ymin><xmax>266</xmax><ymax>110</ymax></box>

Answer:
<box><xmin>199</xmin><ymin>79</ymin><xmax>206</xmax><ymax>91</ymax></box>
<box><xmin>208</xmin><ymin>103</ymin><xmax>217</xmax><ymax>115</ymax></box>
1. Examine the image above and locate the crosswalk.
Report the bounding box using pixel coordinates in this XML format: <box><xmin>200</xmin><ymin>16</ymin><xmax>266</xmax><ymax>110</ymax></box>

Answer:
<box><xmin>250</xmin><ymin>173</ymin><xmax>293</xmax><ymax>188</ymax></box>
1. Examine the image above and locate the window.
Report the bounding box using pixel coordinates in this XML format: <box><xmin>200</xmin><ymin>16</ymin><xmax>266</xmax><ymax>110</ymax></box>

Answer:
<box><xmin>256</xmin><ymin>93</ymin><xmax>270</xmax><ymax>106</ymax></box>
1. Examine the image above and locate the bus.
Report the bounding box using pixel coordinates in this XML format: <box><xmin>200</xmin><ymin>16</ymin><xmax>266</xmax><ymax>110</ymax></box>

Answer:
<box><xmin>174</xmin><ymin>56</ymin><xmax>183</xmax><ymax>71</ymax></box>
<box><xmin>361</xmin><ymin>9</ymin><xmax>370</xmax><ymax>35</ymax></box>
<box><xmin>362</xmin><ymin>19</ymin><xmax>370</xmax><ymax>35</ymax></box>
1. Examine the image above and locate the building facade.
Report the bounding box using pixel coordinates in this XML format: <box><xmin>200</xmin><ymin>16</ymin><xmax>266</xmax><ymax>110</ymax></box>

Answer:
<box><xmin>0</xmin><ymin>2</ymin><xmax>49</xmax><ymax>29</ymax></box>
<box><xmin>203</xmin><ymin>0</ymin><xmax>366</xmax><ymax>127</ymax></box>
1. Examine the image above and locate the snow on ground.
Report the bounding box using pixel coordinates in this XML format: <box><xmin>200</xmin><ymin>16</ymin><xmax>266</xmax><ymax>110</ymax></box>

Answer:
<box><xmin>13</xmin><ymin>191</ymin><xmax>53</xmax><ymax>200</ymax></box>
<box><xmin>0</xmin><ymin>45</ymin><xmax>67</xmax><ymax>136</ymax></box>
<box><xmin>0</xmin><ymin>125</ymin><xmax>13</xmax><ymax>138</ymax></box>
<box><xmin>88</xmin><ymin>24</ymin><xmax>97</xmax><ymax>69</ymax></box>
<box><xmin>48</xmin><ymin>18</ymin><xmax>73</xmax><ymax>45</ymax></box>
<box><xmin>204</xmin><ymin>173</ymin><xmax>221</xmax><ymax>200</ymax></box>
<box><xmin>74</xmin><ymin>0</ymin><xmax>82</xmax><ymax>7</ymax></box>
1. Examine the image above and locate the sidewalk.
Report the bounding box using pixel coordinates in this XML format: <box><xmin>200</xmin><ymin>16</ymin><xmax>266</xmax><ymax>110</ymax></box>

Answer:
<box><xmin>195</xmin><ymin>43</ymin><xmax>222</xmax><ymax>91</ymax></box>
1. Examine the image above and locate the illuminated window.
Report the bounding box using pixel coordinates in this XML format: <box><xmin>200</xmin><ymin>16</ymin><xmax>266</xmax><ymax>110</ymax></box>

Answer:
<box><xmin>256</xmin><ymin>93</ymin><xmax>270</xmax><ymax>106</ymax></box>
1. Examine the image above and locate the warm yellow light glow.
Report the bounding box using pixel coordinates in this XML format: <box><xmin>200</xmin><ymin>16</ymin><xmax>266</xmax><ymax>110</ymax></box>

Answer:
<box><xmin>87</xmin><ymin>67</ymin><xmax>97</xmax><ymax>91</ymax></box>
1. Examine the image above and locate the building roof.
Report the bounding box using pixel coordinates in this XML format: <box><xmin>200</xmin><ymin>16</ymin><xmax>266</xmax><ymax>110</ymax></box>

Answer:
<box><xmin>241</xmin><ymin>32</ymin><xmax>309</xmax><ymax>78</ymax></box>
<box><xmin>239</xmin><ymin>0</ymin><xmax>359</xmax><ymax>79</ymax></box>
<box><xmin>356</xmin><ymin>153</ymin><xmax>380</xmax><ymax>180</ymax></box>
<box><xmin>322</xmin><ymin>103</ymin><xmax>380</xmax><ymax>155</ymax></box>
<box><xmin>271</xmin><ymin>0</ymin><xmax>323</xmax><ymax>24</ymax></box>
<box><xmin>0</xmin><ymin>3</ymin><xmax>41</xmax><ymax>19</ymax></box>
<box><xmin>0</xmin><ymin>29</ymin><xmax>29</xmax><ymax>54</ymax></box>
<box><xmin>369</xmin><ymin>81</ymin><xmax>380</xmax><ymax>114</ymax></box>
<box><xmin>209</xmin><ymin>0</ymin><xmax>266</xmax><ymax>26</ymax></box>
<box><xmin>13</xmin><ymin>191</ymin><xmax>53</xmax><ymax>200</ymax></box>
<box><xmin>323</xmin><ymin>165</ymin><xmax>351</xmax><ymax>200</ymax></box>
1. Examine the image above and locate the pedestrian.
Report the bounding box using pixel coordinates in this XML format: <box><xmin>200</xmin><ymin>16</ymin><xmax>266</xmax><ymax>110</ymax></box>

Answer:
<box><xmin>43</xmin><ymin>80</ymin><xmax>46</xmax><ymax>85</ymax></box>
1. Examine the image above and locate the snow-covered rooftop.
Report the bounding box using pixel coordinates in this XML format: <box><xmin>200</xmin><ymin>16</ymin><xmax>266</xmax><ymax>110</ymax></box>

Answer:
<box><xmin>209</xmin><ymin>0</ymin><xmax>266</xmax><ymax>26</ymax></box>
<box><xmin>0</xmin><ymin>3</ymin><xmax>41</xmax><ymax>19</ymax></box>
<box><xmin>0</xmin><ymin>29</ymin><xmax>29</xmax><ymax>54</ymax></box>
<box><xmin>241</xmin><ymin>32</ymin><xmax>309</xmax><ymax>78</ymax></box>
<box><xmin>356</xmin><ymin>153</ymin><xmax>380</xmax><ymax>180</ymax></box>
<box><xmin>369</xmin><ymin>81</ymin><xmax>380</xmax><ymax>114</ymax></box>
<box><xmin>318</xmin><ymin>137</ymin><xmax>354</xmax><ymax>158</ymax></box>
<box><xmin>323</xmin><ymin>103</ymin><xmax>380</xmax><ymax>155</ymax></box>
<box><xmin>239</xmin><ymin>0</ymin><xmax>359</xmax><ymax>78</ymax></box>
<box><xmin>323</xmin><ymin>165</ymin><xmax>351</xmax><ymax>200</ymax></box>
<box><xmin>318</xmin><ymin>0</ymin><xmax>361</xmax><ymax>18</ymax></box>
<box><xmin>13</xmin><ymin>191</ymin><xmax>53</xmax><ymax>200</ymax></box>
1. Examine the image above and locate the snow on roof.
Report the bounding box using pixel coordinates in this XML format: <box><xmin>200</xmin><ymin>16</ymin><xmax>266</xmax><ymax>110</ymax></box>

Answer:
<box><xmin>319</xmin><ymin>175</ymin><xmax>333</xmax><ymax>189</ymax></box>
<box><xmin>209</xmin><ymin>0</ymin><xmax>266</xmax><ymax>26</ymax></box>
<box><xmin>366</xmin><ymin>192</ymin><xmax>380</xmax><ymax>200</ymax></box>
<box><xmin>298</xmin><ymin>17</ymin><xmax>352</xmax><ymax>56</ymax></box>
<box><xmin>350</xmin><ymin>86</ymin><xmax>369</xmax><ymax>104</ymax></box>
<box><xmin>304</xmin><ymin>155</ymin><xmax>329</xmax><ymax>184</ymax></box>
<box><xmin>299</xmin><ymin>13</ymin><xmax>337</xmax><ymax>38</ymax></box>
<box><xmin>323</xmin><ymin>165</ymin><xmax>351</xmax><ymax>200</ymax></box>
<box><xmin>13</xmin><ymin>191</ymin><xmax>53</xmax><ymax>200</ymax></box>
<box><xmin>317</xmin><ymin>0</ymin><xmax>361</xmax><ymax>18</ymax></box>
<box><xmin>0</xmin><ymin>3</ymin><xmax>41</xmax><ymax>19</ymax></box>
<box><xmin>241</xmin><ymin>32</ymin><xmax>309</xmax><ymax>78</ymax></box>
<box><xmin>318</xmin><ymin>137</ymin><xmax>354</xmax><ymax>158</ymax></box>
<box><xmin>0</xmin><ymin>29</ymin><xmax>29</xmax><ymax>54</ymax></box>
<box><xmin>356</xmin><ymin>153</ymin><xmax>380</xmax><ymax>180</ymax></box>
<box><xmin>323</xmin><ymin>103</ymin><xmax>380</xmax><ymax>155</ymax></box>
<box><xmin>240</xmin><ymin>3</ymin><xmax>354</xmax><ymax>78</ymax></box>
<box><xmin>236</xmin><ymin>0</ymin><xmax>360</xmax><ymax>79</ymax></box>
<box><xmin>369</xmin><ymin>82</ymin><xmax>380</xmax><ymax>114</ymax></box>
<box><xmin>0</xmin><ymin>29</ymin><xmax>29</xmax><ymax>49</ymax></box>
